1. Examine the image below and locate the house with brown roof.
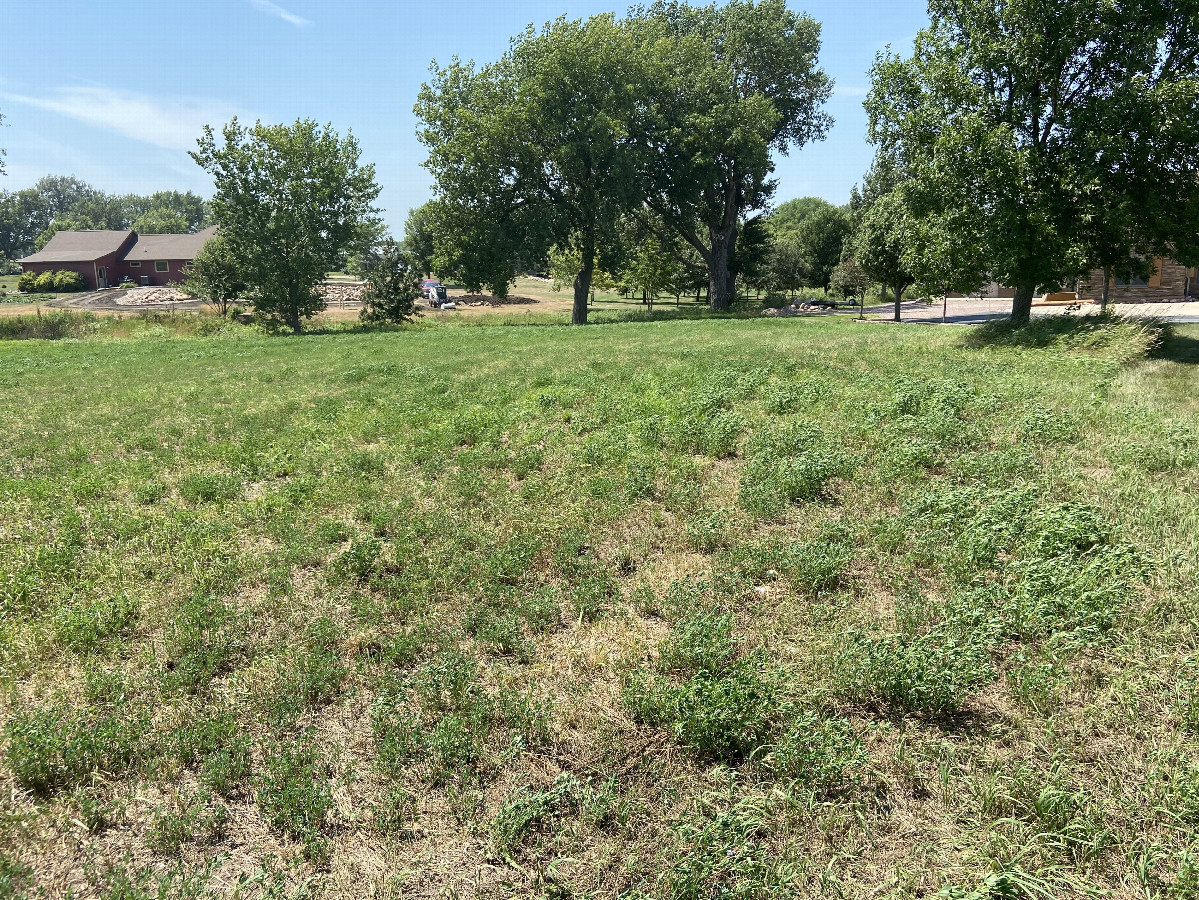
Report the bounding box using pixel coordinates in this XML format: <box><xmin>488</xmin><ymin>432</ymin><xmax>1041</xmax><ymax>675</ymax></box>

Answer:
<box><xmin>19</xmin><ymin>227</ymin><xmax>217</xmax><ymax>290</ymax></box>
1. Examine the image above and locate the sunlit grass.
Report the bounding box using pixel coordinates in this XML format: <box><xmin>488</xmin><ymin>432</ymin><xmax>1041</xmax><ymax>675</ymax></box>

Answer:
<box><xmin>0</xmin><ymin>315</ymin><xmax>1196</xmax><ymax>898</ymax></box>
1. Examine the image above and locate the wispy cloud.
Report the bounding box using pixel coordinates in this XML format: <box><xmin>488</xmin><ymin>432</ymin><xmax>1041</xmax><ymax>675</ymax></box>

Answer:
<box><xmin>1</xmin><ymin>86</ymin><xmax>242</xmax><ymax>151</ymax></box>
<box><xmin>250</xmin><ymin>0</ymin><xmax>310</xmax><ymax>27</ymax></box>
<box><xmin>834</xmin><ymin>85</ymin><xmax>870</xmax><ymax>99</ymax></box>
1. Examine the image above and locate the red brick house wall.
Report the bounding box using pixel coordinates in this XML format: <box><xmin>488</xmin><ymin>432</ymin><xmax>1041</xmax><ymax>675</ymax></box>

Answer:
<box><xmin>117</xmin><ymin>258</ymin><xmax>192</xmax><ymax>286</ymax></box>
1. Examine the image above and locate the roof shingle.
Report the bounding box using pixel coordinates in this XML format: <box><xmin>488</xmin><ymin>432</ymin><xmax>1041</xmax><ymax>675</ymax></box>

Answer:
<box><xmin>19</xmin><ymin>230</ymin><xmax>134</xmax><ymax>263</ymax></box>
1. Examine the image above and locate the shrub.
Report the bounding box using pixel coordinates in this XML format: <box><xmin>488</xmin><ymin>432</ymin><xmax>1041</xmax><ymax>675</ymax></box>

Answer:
<box><xmin>35</xmin><ymin>271</ymin><xmax>57</xmax><ymax>292</ymax></box>
<box><xmin>17</xmin><ymin>271</ymin><xmax>38</xmax><ymax>293</ymax></box>
<box><xmin>53</xmin><ymin>270</ymin><xmax>85</xmax><ymax>292</ymax></box>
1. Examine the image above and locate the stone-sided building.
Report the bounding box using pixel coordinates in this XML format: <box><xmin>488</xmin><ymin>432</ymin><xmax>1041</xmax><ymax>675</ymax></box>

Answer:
<box><xmin>1078</xmin><ymin>257</ymin><xmax>1199</xmax><ymax>302</ymax></box>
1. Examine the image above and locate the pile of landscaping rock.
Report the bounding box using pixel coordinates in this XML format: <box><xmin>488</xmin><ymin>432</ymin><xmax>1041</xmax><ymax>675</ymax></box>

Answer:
<box><xmin>114</xmin><ymin>287</ymin><xmax>193</xmax><ymax>305</ymax></box>
<box><xmin>320</xmin><ymin>282</ymin><xmax>367</xmax><ymax>305</ymax></box>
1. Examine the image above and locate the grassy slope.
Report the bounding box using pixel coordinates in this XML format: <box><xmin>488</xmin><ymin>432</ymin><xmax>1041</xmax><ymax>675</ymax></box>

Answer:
<box><xmin>0</xmin><ymin>317</ymin><xmax>1197</xmax><ymax>899</ymax></box>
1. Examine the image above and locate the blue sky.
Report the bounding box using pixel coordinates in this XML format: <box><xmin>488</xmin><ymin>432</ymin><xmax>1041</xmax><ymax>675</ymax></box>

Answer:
<box><xmin>1</xmin><ymin>0</ymin><xmax>928</xmax><ymax>231</ymax></box>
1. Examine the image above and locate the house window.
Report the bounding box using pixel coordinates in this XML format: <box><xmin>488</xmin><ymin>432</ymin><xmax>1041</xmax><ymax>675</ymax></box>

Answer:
<box><xmin>155</xmin><ymin>261</ymin><xmax>169</xmax><ymax>273</ymax></box>
<box><xmin>129</xmin><ymin>261</ymin><xmax>141</xmax><ymax>268</ymax></box>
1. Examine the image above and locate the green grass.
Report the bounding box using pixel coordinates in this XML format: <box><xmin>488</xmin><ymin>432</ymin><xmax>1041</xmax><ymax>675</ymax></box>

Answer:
<box><xmin>0</xmin><ymin>313</ymin><xmax>1197</xmax><ymax>898</ymax></box>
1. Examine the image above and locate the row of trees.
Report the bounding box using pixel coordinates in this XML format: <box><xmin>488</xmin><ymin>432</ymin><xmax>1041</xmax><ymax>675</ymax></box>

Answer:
<box><xmin>415</xmin><ymin>0</ymin><xmax>1199</xmax><ymax>326</ymax></box>
<box><xmin>415</xmin><ymin>0</ymin><xmax>833</xmax><ymax>324</ymax></box>
<box><xmin>0</xmin><ymin>176</ymin><xmax>209</xmax><ymax>270</ymax></box>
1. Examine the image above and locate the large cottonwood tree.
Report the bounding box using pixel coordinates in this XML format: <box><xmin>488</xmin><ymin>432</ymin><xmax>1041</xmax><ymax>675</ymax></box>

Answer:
<box><xmin>417</xmin><ymin>15</ymin><xmax>648</xmax><ymax>324</ymax></box>
<box><xmin>635</xmin><ymin>0</ymin><xmax>833</xmax><ymax>311</ymax></box>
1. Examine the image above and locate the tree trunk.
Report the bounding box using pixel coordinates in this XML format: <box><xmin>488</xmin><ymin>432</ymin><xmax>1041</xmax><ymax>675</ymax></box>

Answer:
<box><xmin>707</xmin><ymin>221</ymin><xmax>737</xmax><ymax>312</ymax></box>
<box><xmin>892</xmin><ymin>283</ymin><xmax>902</xmax><ymax>322</ymax></box>
<box><xmin>572</xmin><ymin>224</ymin><xmax>595</xmax><ymax>326</ymax></box>
<box><xmin>288</xmin><ymin>294</ymin><xmax>302</xmax><ymax>334</ymax></box>
<box><xmin>1100</xmin><ymin>266</ymin><xmax>1111</xmax><ymax>311</ymax></box>
<box><xmin>1011</xmin><ymin>281</ymin><xmax>1035</xmax><ymax>325</ymax></box>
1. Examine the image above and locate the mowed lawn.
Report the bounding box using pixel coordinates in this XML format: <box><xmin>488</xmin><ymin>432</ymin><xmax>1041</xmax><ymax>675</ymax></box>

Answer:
<box><xmin>1</xmin><ymin>316</ymin><xmax>1197</xmax><ymax>899</ymax></box>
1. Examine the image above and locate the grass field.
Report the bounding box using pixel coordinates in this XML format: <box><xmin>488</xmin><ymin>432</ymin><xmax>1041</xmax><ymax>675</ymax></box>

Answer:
<box><xmin>1</xmin><ymin>314</ymin><xmax>1197</xmax><ymax>899</ymax></box>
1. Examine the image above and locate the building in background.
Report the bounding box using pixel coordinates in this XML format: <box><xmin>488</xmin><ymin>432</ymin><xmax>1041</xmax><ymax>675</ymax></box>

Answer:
<box><xmin>19</xmin><ymin>227</ymin><xmax>217</xmax><ymax>290</ymax></box>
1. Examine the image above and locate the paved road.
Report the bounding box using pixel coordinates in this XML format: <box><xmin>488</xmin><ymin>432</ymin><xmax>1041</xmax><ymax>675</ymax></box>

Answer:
<box><xmin>853</xmin><ymin>298</ymin><xmax>1199</xmax><ymax>325</ymax></box>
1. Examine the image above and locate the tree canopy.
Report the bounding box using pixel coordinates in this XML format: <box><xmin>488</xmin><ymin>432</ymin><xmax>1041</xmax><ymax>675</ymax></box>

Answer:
<box><xmin>416</xmin><ymin>1</ymin><xmax>833</xmax><ymax>322</ymax></box>
<box><xmin>866</xmin><ymin>0</ymin><xmax>1199</xmax><ymax>323</ymax></box>
<box><xmin>0</xmin><ymin>177</ymin><xmax>209</xmax><ymax>269</ymax></box>
<box><xmin>636</xmin><ymin>0</ymin><xmax>833</xmax><ymax>311</ymax></box>
<box><xmin>193</xmin><ymin>118</ymin><xmax>380</xmax><ymax>333</ymax></box>
<box><xmin>418</xmin><ymin>14</ymin><xmax>648</xmax><ymax>323</ymax></box>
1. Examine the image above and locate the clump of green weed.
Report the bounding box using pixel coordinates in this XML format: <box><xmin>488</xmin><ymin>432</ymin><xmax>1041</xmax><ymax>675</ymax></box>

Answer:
<box><xmin>760</xmin><ymin>378</ymin><xmax>827</xmax><ymax>414</ymax></box>
<box><xmin>664</xmin><ymin>407</ymin><xmax>745</xmax><ymax>457</ymax></box>
<box><xmin>760</xmin><ymin>713</ymin><xmax>863</xmax><ymax>790</ymax></box>
<box><xmin>329</xmin><ymin>536</ymin><xmax>385</xmax><ymax>583</ymax></box>
<box><xmin>738</xmin><ymin>423</ymin><xmax>849</xmax><ymax>519</ymax></box>
<box><xmin>839</xmin><ymin>626</ymin><xmax>994</xmax><ymax>714</ymax></box>
<box><xmin>163</xmin><ymin>595</ymin><xmax>248</xmax><ymax>694</ymax></box>
<box><xmin>132</xmin><ymin>480</ymin><xmax>168</xmax><ymax>504</ymax></box>
<box><xmin>490</xmin><ymin>774</ymin><xmax>582</xmax><ymax>857</ymax></box>
<box><xmin>147</xmin><ymin>793</ymin><xmax>229</xmax><ymax>853</ymax></box>
<box><xmin>170</xmin><ymin>710</ymin><xmax>252</xmax><ymax>796</ymax></box>
<box><xmin>664</xmin><ymin>790</ymin><xmax>797</xmax><ymax>898</ymax></box>
<box><xmin>177</xmin><ymin>473</ymin><xmax>242</xmax><ymax>504</ymax></box>
<box><xmin>372</xmin><ymin>648</ymin><xmax>552</xmax><ymax>784</ymax></box>
<box><xmin>626</xmin><ymin>615</ymin><xmax>782</xmax><ymax>763</ymax></box>
<box><xmin>684</xmin><ymin>507</ymin><xmax>731</xmax><ymax>553</ymax></box>
<box><xmin>0</xmin><ymin>854</ymin><xmax>32</xmax><ymax>900</ymax></box>
<box><xmin>657</xmin><ymin>610</ymin><xmax>738</xmax><ymax>674</ymax></box>
<box><xmin>52</xmin><ymin>591</ymin><xmax>139</xmax><ymax>653</ymax></box>
<box><xmin>267</xmin><ymin>618</ymin><xmax>347</xmax><ymax>727</ymax></box>
<box><xmin>716</xmin><ymin>533</ymin><xmax>851</xmax><ymax>597</ymax></box>
<box><xmin>484</xmin><ymin>534</ymin><xmax>543</xmax><ymax>584</ymax></box>
<box><xmin>465</xmin><ymin>583</ymin><xmax>560</xmax><ymax>660</ymax></box>
<box><xmin>374</xmin><ymin>786</ymin><xmax>416</xmax><ymax>835</ymax></box>
<box><xmin>256</xmin><ymin>738</ymin><xmax>333</xmax><ymax>864</ymax></box>
<box><xmin>1021</xmin><ymin>406</ymin><xmax>1081</xmax><ymax>444</ymax></box>
<box><xmin>5</xmin><ymin>702</ymin><xmax>149</xmax><ymax>796</ymax></box>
